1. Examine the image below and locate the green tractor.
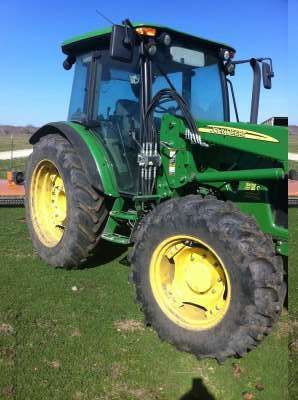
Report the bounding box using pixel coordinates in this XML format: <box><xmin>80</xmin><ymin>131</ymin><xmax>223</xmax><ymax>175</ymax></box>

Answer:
<box><xmin>25</xmin><ymin>21</ymin><xmax>287</xmax><ymax>361</ymax></box>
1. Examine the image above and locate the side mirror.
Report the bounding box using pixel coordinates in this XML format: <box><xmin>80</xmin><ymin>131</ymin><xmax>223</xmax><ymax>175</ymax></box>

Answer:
<box><xmin>63</xmin><ymin>55</ymin><xmax>76</xmax><ymax>70</ymax></box>
<box><xmin>110</xmin><ymin>24</ymin><xmax>135</xmax><ymax>62</ymax></box>
<box><xmin>262</xmin><ymin>61</ymin><xmax>273</xmax><ymax>89</ymax></box>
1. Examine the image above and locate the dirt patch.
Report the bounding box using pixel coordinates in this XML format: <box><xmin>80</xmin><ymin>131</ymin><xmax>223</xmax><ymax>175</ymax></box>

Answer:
<box><xmin>0</xmin><ymin>347</ymin><xmax>15</xmax><ymax>366</ymax></box>
<box><xmin>110</xmin><ymin>362</ymin><xmax>127</xmax><ymax>380</ymax></box>
<box><xmin>70</xmin><ymin>328</ymin><xmax>81</xmax><ymax>337</ymax></box>
<box><xmin>114</xmin><ymin>320</ymin><xmax>144</xmax><ymax>333</ymax></box>
<box><xmin>72</xmin><ymin>391</ymin><xmax>84</xmax><ymax>400</ymax></box>
<box><xmin>1</xmin><ymin>385</ymin><xmax>15</xmax><ymax>399</ymax></box>
<box><xmin>242</xmin><ymin>392</ymin><xmax>254</xmax><ymax>400</ymax></box>
<box><xmin>232</xmin><ymin>363</ymin><xmax>243</xmax><ymax>378</ymax></box>
<box><xmin>255</xmin><ymin>383</ymin><xmax>264</xmax><ymax>391</ymax></box>
<box><xmin>109</xmin><ymin>383</ymin><xmax>159</xmax><ymax>400</ymax></box>
<box><xmin>277</xmin><ymin>320</ymin><xmax>289</xmax><ymax>338</ymax></box>
<box><xmin>0</xmin><ymin>323</ymin><xmax>13</xmax><ymax>336</ymax></box>
<box><xmin>289</xmin><ymin>319</ymin><xmax>298</xmax><ymax>335</ymax></box>
<box><xmin>126</xmin><ymin>387</ymin><xmax>157</xmax><ymax>399</ymax></box>
<box><xmin>48</xmin><ymin>360</ymin><xmax>60</xmax><ymax>369</ymax></box>
<box><xmin>289</xmin><ymin>339</ymin><xmax>298</xmax><ymax>354</ymax></box>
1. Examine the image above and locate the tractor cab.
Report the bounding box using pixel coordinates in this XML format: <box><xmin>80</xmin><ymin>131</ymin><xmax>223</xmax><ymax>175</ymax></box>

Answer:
<box><xmin>62</xmin><ymin>23</ymin><xmax>235</xmax><ymax>194</ymax></box>
<box><xmin>62</xmin><ymin>22</ymin><xmax>274</xmax><ymax>195</ymax></box>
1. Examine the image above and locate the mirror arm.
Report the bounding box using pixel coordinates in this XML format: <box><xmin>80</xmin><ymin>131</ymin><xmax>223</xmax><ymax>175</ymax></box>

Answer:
<box><xmin>249</xmin><ymin>58</ymin><xmax>261</xmax><ymax>124</ymax></box>
<box><xmin>226</xmin><ymin>79</ymin><xmax>239</xmax><ymax>122</ymax></box>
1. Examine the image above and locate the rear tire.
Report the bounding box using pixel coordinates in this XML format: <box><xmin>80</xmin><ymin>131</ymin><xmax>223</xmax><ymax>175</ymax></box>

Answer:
<box><xmin>25</xmin><ymin>134</ymin><xmax>108</xmax><ymax>268</ymax></box>
<box><xmin>131</xmin><ymin>196</ymin><xmax>285</xmax><ymax>361</ymax></box>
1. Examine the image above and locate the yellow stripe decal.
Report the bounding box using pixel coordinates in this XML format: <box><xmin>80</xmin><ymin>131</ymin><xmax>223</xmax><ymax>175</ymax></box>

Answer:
<box><xmin>199</xmin><ymin>125</ymin><xmax>279</xmax><ymax>143</ymax></box>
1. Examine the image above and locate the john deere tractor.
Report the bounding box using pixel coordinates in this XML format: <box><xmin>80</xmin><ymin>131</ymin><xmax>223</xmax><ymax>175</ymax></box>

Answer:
<box><xmin>25</xmin><ymin>21</ymin><xmax>287</xmax><ymax>361</ymax></box>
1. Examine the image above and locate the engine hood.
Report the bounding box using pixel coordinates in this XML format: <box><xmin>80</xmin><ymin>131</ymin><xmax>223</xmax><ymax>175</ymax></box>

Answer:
<box><xmin>197</xmin><ymin>120</ymin><xmax>287</xmax><ymax>162</ymax></box>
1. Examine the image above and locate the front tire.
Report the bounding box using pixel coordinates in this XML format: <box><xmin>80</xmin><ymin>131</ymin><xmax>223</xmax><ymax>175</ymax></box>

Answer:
<box><xmin>25</xmin><ymin>134</ymin><xmax>108</xmax><ymax>268</ymax></box>
<box><xmin>131</xmin><ymin>196</ymin><xmax>285</xmax><ymax>361</ymax></box>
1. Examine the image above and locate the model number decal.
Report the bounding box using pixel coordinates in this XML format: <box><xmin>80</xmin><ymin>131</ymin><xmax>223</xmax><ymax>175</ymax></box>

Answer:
<box><xmin>199</xmin><ymin>125</ymin><xmax>279</xmax><ymax>143</ymax></box>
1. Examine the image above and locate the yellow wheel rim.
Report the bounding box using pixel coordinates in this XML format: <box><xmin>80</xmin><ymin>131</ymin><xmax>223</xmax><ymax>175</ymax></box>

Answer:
<box><xmin>30</xmin><ymin>160</ymin><xmax>67</xmax><ymax>247</ymax></box>
<box><xmin>150</xmin><ymin>235</ymin><xmax>231</xmax><ymax>330</ymax></box>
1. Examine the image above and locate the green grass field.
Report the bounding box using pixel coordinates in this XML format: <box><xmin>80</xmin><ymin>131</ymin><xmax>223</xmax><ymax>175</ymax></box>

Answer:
<box><xmin>289</xmin><ymin>134</ymin><xmax>298</xmax><ymax>172</ymax></box>
<box><xmin>289</xmin><ymin>134</ymin><xmax>298</xmax><ymax>153</ymax></box>
<box><xmin>0</xmin><ymin>135</ymin><xmax>31</xmax><ymax>153</ymax></box>
<box><xmin>0</xmin><ymin>159</ymin><xmax>28</xmax><ymax>179</ymax></box>
<box><xmin>0</xmin><ymin>135</ymin><xmax>30</xmax><ymax>179</ymax></box>
<box><xmin>289</xmin><ymin>208</ymin><xmax>298</xmax><ymax>399</ymax></box>
<box><xmin>0</xmin><ymin>208</ymin><xmax>290</xmax><ymax>400</ymax></box>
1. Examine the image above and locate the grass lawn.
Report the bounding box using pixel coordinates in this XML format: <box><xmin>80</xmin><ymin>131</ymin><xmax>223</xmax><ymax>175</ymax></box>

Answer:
<box><xmin>0</xmin><ymin>208</ymin><xmax>289</xmax><ymax>400</ymax></box>
<box><xmin>0</xmin><ymin>136</ymin><xmax>31</xmax><ymax>153</ymax></box>
<box><xmin>0</xmin><ymin>134</ymin><xmax>30</xmax><ymax>178</ymax></box>
<box><xmin>289</xmin><ymin>208</ymin><xmax>298</xmax><ymax>399</ymax></box>
<box><xmin>289</xmin><ymin>134</ymin><xmax>298</xmax><ymax>153</ymax></box>
<box><xmin>0</xmin><ymin>159</ymin><xmax>28</xmax><ymax>179</ymax></box>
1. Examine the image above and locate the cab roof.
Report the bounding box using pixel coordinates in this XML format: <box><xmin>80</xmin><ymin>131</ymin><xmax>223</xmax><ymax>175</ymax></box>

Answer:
<box><xmin>62</xmin><ymin>22</ymin><xmax>235</xmax><ymax>56</ymax></box>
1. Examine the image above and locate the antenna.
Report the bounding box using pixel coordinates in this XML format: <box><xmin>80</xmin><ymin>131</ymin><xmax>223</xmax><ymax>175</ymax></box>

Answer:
<box><xmin>95</xmin><ymin>9</ymin><xmax>115</xmax><ymax>25</ymax></box>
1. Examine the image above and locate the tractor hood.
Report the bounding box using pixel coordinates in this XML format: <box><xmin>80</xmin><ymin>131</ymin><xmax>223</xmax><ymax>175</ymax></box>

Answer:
<box><xmin>197</xmin><ymin>120</ymin><xmax>287</xmax><ymax>162</ymax></box>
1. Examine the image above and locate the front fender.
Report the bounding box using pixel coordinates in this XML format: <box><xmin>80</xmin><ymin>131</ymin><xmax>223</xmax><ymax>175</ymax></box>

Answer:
<box><xmin>30</xmin><ymin>121</ymin><xmax>119</xmax><ymax>197</ymax></box>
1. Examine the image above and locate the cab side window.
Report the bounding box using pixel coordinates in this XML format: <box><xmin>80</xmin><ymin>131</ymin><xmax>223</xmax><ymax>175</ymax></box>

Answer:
<box><xmin>93</xmin><ymin>54</ymin><xmax>141</xmax><ymax>194</ymax></box>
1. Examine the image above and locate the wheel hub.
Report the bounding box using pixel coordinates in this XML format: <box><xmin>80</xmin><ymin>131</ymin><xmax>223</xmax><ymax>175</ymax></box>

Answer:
<box><xmin>185</xmin><ymin>253</ymin><xmax>212</xmax><ymax>293</ymax></box>
<box><xmin>150</xmin><ymin>236</ymin><xmax>231</xmax><ymax>330</ymax></box>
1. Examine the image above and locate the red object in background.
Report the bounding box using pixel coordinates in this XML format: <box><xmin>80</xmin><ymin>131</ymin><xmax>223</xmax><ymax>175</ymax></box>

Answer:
<box><xmin>289</xmin><ymin>179</ymin><xmax>298</xmax><ymax>206</ymax></box>
<box><xmin>0</xmin><ymin>171</ymin><xmax>25</xmax><ymax>206</ymax></box>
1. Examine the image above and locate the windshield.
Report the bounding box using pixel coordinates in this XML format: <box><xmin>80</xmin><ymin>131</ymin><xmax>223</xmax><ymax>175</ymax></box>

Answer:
<box><xmin>152</xmin><ymin>44</ymin><xmax>225</xmax><ymax>121</ymax></box>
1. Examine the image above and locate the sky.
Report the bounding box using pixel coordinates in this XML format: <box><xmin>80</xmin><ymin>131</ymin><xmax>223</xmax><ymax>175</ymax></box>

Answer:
<box><xmin>0</xmin><ymin>0</ymin><xmax>291</xmax><ymax>126</ymax></box>
<box><xmin>288</xmin><ymin>0</ymin><xmax>298</xmax><ymax>124</ymax></box>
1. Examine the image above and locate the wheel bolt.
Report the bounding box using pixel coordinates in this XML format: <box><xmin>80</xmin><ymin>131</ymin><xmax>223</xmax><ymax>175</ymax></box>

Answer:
<box><xmin>217</xmin><ymin>277</ymin><xmax>222</xmax><ymax>282</ymax></box>
<box><xmin>216</xmin><ymin>305</ymin><xmax>220</xmax><ymax>310</ymax></box>
<box><xmin>211</xmin><ymin>289</ymin><xmax>216</xmax><ymax>294</ymax></box>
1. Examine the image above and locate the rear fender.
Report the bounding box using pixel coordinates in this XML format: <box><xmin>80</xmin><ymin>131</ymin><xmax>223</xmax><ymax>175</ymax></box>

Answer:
<box><xmin>30</xmin><ymin>122</ymin><xmax>119</xmax><ymax>197</ymax></box>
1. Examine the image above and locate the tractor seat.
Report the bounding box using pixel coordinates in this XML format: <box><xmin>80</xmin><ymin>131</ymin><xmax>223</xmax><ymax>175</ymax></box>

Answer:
<box><xmin>114</xmin><ymin>99</ymin><xmax>140</xmax><ymax>132</ymax></box>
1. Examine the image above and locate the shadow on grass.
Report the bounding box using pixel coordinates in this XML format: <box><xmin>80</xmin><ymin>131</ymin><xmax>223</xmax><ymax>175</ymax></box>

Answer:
<box><xmin>179</xmin><ymin>378</ymin><xmax>216</xmax><ymax>400</ymax></box>
<box><xmin>83</xmin><ymin>240</ymin><xmax>129</xmax><ymax>269</ymax></box>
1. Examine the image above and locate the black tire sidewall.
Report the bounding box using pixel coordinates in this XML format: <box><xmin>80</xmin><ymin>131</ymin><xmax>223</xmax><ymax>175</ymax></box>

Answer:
<box><xmin>25</xmin><ymin>139</ymin><xmax>82</xmax><ymax>266</ymax></box>
<box><xmin>133</xmin><ymin>215</ymin><xmax>253</xmax><ymax>356</ymax></box>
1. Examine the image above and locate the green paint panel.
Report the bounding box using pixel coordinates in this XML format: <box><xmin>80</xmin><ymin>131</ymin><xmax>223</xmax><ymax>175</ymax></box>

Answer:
<box><xmin>198</xmin><ymin>119</ymin><xmax>287</xmax><ymax>162</ymax></box>
<box><xmin>67</xmin><ymin>122</ymin><xmax>119</xmax><ymax>197</ymax></box>
<box><xmin>62</xmin><ymin>22</ymin><xmax>235</xmax><ymax>54</ymax></box>
<box><xmin>222</xmin><ymin>181</ymin><xmax>287</xmax><ymax>239</ymax></box>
